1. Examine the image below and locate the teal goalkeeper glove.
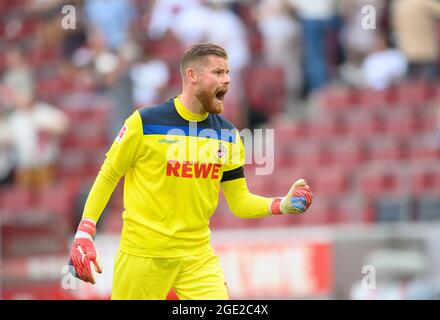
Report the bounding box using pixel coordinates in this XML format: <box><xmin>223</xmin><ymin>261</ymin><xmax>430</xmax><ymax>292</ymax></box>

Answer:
<box><xmin>270</xmin><ymin>179</ymin><xmax>313</xmax><ymax>215</ymax></box>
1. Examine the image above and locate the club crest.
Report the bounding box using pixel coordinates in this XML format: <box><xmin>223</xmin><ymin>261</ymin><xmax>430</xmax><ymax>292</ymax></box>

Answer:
<box><xmin>217</xmin><ymin>142</ymin><xmax>226</xmax><ymax>158</ymax></box>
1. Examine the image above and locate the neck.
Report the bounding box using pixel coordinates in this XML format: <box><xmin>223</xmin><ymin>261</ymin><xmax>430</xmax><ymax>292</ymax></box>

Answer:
<box><xmin>179</xmin><ymin>90</ymin><xmax>206</xmax><ymax>114</ymax></box>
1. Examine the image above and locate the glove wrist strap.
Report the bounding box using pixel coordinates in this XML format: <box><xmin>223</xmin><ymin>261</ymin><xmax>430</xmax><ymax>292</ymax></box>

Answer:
<box><xmin>269</xmin><ymin>198</ymin><xmax>283</xmax><ymax>215</ymax></box>
<box><xmin>75</xmin><ymin>219</ymin><xmax>97</xmax><ymax>239</ymax></box>
<box><xmin>75</xmin><ymin>231</ymin><xmax>93</xmax><ymax>240</ymax></box>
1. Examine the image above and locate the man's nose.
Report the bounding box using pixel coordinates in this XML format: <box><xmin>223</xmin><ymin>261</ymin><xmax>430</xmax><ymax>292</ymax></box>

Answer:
<box><xmin>223</xmin><ymin>73</ymin><xmax>231</xmax><ymax>85</ymax></box>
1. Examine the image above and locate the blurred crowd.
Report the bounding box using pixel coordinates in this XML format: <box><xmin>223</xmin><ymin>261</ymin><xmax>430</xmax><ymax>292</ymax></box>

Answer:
<box><xmin>0</xmin><ymin>0</ymin><xmax>439</xmax><ymax>193</ymax></box>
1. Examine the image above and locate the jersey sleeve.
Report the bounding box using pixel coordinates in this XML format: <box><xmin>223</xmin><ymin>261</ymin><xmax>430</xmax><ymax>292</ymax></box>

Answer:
<box><xmin>82</xmin><ymin>111</ymin><xmax>143</xmax><ymax>222</ymax></box>
<box><xmin>221</xmin><ymin>177</ymin><xmax>272</xmax><ymax>218</ymax></box>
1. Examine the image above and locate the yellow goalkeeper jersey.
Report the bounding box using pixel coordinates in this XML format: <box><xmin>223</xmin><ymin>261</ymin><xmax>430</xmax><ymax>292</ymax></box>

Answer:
<box><xmin>82</xmin><ymin>97</ymin><xmax>271</xmax><ymax>257</ymax></box>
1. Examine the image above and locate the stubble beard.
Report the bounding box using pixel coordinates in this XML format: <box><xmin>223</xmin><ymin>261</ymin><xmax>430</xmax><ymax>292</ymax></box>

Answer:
<box><xmin>196</xmin><ymin>89</ymin><xmax>223</xmax><ymax>114</ymax></box>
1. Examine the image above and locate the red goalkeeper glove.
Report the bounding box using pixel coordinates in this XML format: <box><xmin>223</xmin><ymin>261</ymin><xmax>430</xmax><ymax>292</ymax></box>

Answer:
<box><xmin>270</xmin><ymin>179</ymin><xmax>313</xmax><ymax>215</ymax></box>
<box><xmin>68</xmin><ymin>219</ymin><xmax>103</xmax><ymax>284</ymax></box>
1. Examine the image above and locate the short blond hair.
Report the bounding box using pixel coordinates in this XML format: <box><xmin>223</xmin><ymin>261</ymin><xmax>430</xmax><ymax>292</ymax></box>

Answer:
<box><xmin>180</xmin><ymin>43</ymin><xmax>228</xmax><ymax>75</ymax></box>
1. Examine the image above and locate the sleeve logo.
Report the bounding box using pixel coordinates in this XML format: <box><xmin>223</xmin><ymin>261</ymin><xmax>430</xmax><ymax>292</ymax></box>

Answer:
<box><xmin>116</xmin><ymin>125</ymin><xmax>127</xmax><ymax>143</ymax></box>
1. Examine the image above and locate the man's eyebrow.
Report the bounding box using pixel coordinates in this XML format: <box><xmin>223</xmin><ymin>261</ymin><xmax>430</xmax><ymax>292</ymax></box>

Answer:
<box><xmin>213</xmin><ymin>67</ymin><xmax>230</xmax><ymax>73</ymax></box>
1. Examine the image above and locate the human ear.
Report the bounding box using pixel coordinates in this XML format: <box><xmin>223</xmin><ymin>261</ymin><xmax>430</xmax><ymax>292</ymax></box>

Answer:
<box><xmin>187</xmin><ymin>67</ymin><xmax>198</xmax><ymax>84</ymax></box>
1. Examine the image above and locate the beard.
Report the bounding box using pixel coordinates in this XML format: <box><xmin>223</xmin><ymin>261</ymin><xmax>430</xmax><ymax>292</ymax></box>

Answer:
<box><xmin>196</xmin><ymin>88</ymin><xmax>224</xmax><ymax>114</ymax></box>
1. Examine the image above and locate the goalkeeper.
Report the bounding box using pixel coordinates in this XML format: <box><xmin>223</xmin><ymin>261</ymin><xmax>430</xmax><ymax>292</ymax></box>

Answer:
<box><xmin>68</xmin><ymin>43</ymin><xmax>313</xmax><ymax>299</ymax></box>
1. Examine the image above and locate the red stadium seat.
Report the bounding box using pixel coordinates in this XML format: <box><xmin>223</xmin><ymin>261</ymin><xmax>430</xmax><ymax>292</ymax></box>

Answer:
<box><xmin>0</xmin><ymin>14</ymin><xmax>34</xmax><ymax>41</ymax></box>
<box><xmin>37</xmin><ymin>77</ymin><xmax>63</xmax><ymax>101</ymax></box>
<box><xmin>268</xmin><ymin>167</ymin><xmax>311</xmax><ymax>196</ymax></box>
<box><xmin>407</xmin><ymin>134</ymin><xmax>439</xmax><ymax>160</ymax></box>
<box><xmin>2</xmin><ymin>0</ymin><xmax>28</xmax><ymax>11</ymax></box>
<box><xmin>308</xmin><ymin>166</ymin><xmax>349</xmax><ymax>197</ymax></box>
<box><xmin>329</xmin><ymin>138</ymin><xmax>369</xmax><ymax>170</ymax></box>
<box><xmin>393</xmin><ymin>81</ymin><xmax>434</xmax><ymax>106</ymax></box>
<box><xmin>58</xmin><ymin>97</ymin><xmax>111</xmax><ymax>181</ymax></box>
<box><xmin>357</xmin><ymin>87</ymin><xmax>395</xmax><ymax>110</ymax></box>
<box><xmin>314</xmin><ymin>197</ymin><xmax>352</xmax><ymax>224</ymax></box>
<box><xmin>417</xmin><ymin>107</ymin><xmax>438</xmax><ymax>133</ymax></box>
<box><xmin>308</xmin><ymin>114</ymin><xmax>348</xmax><ymax>140</ymax></box>
<box><xmin>296</xmin><ymin>196</ymin><xmax>340</xmax><ymax>225</ymax></box>
<box><xmin>358</xmin><ymin>170</ymin><xmax>403</xmax><ymax>198</ymax></box>
<box><xmin>35</xmin><ymin>180</ymin><xmax>81</xmax><ymax>221</ymax></box>
<box><xmin>273</xmin><ymin>122</ymin><xmax>310</xmax><ymax>168</ymax></box>
<box><xmin>0</xmin><ymin>187</ymin><xmax>33</xmax><ymax>216</ymax></box>
<box><xmin>344</xmin><ymin>110</ymin><xmax>386</xmax><ymax>138</ymax></box>
<box><xmin>318</xmin><ymin>86</ymin><xmax>360</xmax><ymax>111</ymax></box>
<box><xmin>355</xmin><ymin>162</ymin><xmax>405</xmax><ymax>210</ymax></box>
<box><xmin>29</xmin><ymin>45</ymin><xmax>61</xmax><ymax>69</ymax></box>
<box><xmin>366</xmin><ymin>137</ymin><xmax>408</xmax><ymax>162</ymax></box>
<box><xmin>273</xmin><ymin>119</ymin><xmax>310</xmax><ymax>147</ymax></box>
<box><xmin>384</xmin><ymin>108</ymin><xmax>421</xmax><ymax>137</ymax></box>
<box><xmin>60</xmin><ymin>109</ymin><xmax>109</xmax><ymax>148</ymax></box>
<box><xmin>273</xmin><ymin>146</ymin><xmax>295</xmax><ymax>168</ymax></box>
<box><xmin>409</xmin><ymin>162</ymin><xmax>440</xmax><ymax>196</ymax></box>
<box><xmin>57</xmin><ymin>149</ymin><xmax>104</xmax><ymax>180</ymax></box>
<box><xmin>290</xmin><ymin>140</ymin><xmax>330</xmax><ymax>168</ymax></box>
<box><xmin>243</xmin><ymin>170</ymin><xmax>271</xmax><ymax>196</ymax></box>
<box><xmin>244</xmin><ymin>65</ymin><xmax>286</xmax><ymax>116</ymax></box>
<box><xmin>60</xmin><ymin>135</ymin><xmax>108</xmax><ymax>151</ymax></box>
<box><xmin>1</xmin><ymin>219</ymin><xmax>68</xmax><ymax>258</ymax></box>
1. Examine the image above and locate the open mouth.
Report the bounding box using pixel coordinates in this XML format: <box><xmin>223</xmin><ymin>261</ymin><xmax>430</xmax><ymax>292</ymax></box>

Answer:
<box><xmin>215</xmin><ymin>89</ymin><xmax>227</xmax><ymax>102</ymax></box>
